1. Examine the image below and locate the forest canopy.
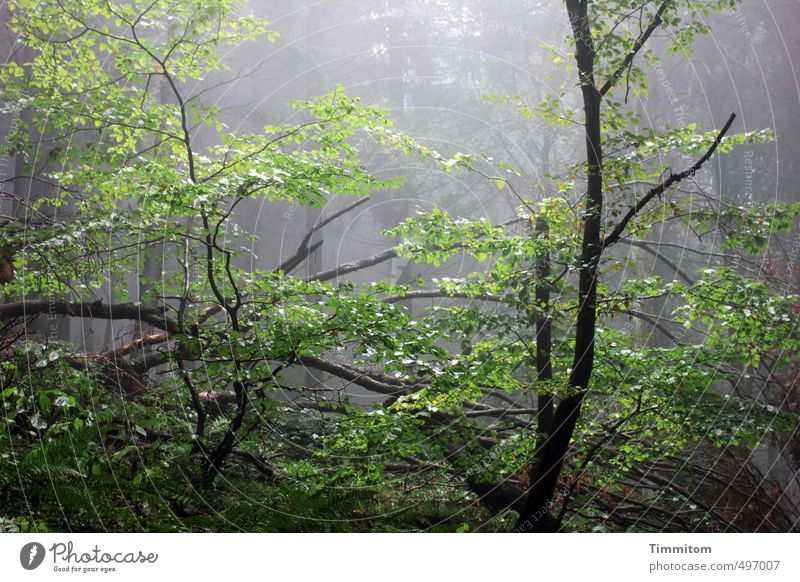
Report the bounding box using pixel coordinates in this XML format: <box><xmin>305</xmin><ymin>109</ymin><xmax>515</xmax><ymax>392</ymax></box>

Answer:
<box><xmin>0</xmin><ymin>0</ymin><xmax>798</xmax><ymax>533</ymax></box>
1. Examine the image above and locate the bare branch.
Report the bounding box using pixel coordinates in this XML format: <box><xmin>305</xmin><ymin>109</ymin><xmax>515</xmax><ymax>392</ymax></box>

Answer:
<box><xmin>603</xmin><ymin>113</ymin><xmax>736</xmax><ymax>249</ymax></box>
<box><xmin>0</xmin><ymin>300</ymin><xmax>178</xmax><ymax>333</ymax></box>
<box><xmin>598</xmin><ymin>1</ymin><xmax>671</xmax><ymax>98</ymax></box>
<box><xmin>277</xmin><ymin>196</ymin><xmax>371</xmax><ymax>274</ymax></box>
<box><xmin>617</xmin><ymin>238</ymin><xmax>692</xmax><ymax>283</ymax></box>
<box><xmin>383</xmin><ymin>290</ymin><xmax>504</xmax><ymax>304</ymax></box>
<box><xmin>307</xmin><ymin>247</ymin><xmax>398</xmax><ymax>283</ymax></box>
<box><xmin>297</xmin><ymin>356</ymin><xmax>409</xmax><ymax>396</ymax></box>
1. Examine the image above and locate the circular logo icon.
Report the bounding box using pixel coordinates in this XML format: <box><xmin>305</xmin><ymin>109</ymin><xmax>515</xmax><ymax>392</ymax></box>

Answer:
<box><xmin>20</xmin><ymin>542</ymin><xmax>46</xmax><ymax>570</ymax></box>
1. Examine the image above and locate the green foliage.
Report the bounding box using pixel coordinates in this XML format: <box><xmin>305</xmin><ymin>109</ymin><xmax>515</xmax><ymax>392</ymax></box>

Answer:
<box><xmin>0</xmin><ymin>0</ymin><xmax>796</xmax><ymax>533</ymax></box>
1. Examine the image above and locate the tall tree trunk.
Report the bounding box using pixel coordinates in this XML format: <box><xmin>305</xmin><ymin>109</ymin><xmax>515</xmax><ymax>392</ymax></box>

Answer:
<box><xmin>528</xmin><ymin>135</ymin><xmax>555</xmax><ymax>473</ymax></box>
<box><xmin>516</xmin><ymin>0</ymin><xmax>602</xmax><ymax>532</ymax></box>
<box><xmin>532</xmin><ymin>216</ymin><xmax>554</xmax><ymax>463</ymax></box>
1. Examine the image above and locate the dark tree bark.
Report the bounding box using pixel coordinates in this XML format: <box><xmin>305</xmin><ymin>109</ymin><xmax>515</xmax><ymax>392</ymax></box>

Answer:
<box><xmin>531</xmin><ymin>217</ymin><xmax>554</xmax><ymax>468</ymax></box>
<box><xmin>515</xmin><ymin>0</ymin><xmax>736</xmax><ymax>532</ymax></box>
<box><xmin>516</xmin><ymin>0</ymin><xmax>601</xmax><ymax>532</ymax></box>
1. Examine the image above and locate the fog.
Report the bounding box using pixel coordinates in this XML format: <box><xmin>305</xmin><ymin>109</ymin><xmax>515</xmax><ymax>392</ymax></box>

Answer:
<box><xmin>1</xmin><ymin>0</ymin><xmax>798</xmax><ymax>532</ymax></box>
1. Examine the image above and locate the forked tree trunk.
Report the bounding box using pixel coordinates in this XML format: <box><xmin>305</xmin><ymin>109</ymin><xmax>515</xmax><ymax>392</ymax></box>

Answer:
<box><xmin>516</xmin><ymin>0</ymin><xmax>602</xmax><ymax>532</ymax></box>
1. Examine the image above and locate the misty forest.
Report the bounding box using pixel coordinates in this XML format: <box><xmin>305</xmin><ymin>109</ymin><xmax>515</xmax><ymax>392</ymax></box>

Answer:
<box><xmin>0</xmin><ymin>0</ymin><xmax>799</xmax><ymax>533</ymax></box>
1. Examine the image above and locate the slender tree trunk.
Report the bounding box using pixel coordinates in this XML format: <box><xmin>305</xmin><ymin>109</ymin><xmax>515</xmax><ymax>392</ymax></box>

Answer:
<box><xmin>532</xmin><ymin>216</ymin><xmax>554</xmax><ymax>463</ymax></box>
<box><xmin>516</xmin><ymin>0</ymin><xmax>603</xmax><ymax>532</ymax></box>
<box><xmin>532</xmin><ymin>135</ymin><xmax>555</xmax><ymax>457</ymax></box>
